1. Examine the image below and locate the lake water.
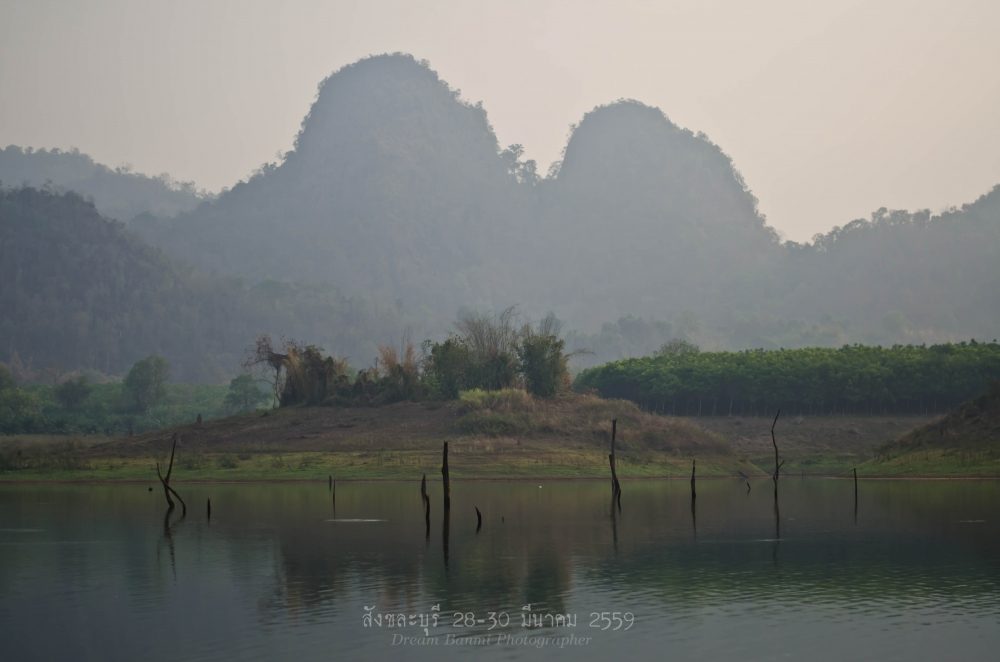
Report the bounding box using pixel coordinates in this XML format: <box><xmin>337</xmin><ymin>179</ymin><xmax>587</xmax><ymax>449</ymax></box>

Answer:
<box><xmin>1</xmin><ymin>479</ymin><xmax>998</xmax><ymax>661</ymax></box>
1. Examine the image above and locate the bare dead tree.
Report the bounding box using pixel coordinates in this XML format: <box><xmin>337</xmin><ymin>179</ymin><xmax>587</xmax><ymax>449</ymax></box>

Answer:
<box><xmin>455</xmin><ymin>306</ymin><xmax>521</xmax><ymax>359</ymax></box>
<box><xmin>156</xmin><ymin>433</ymin><xmax>186</xmax><ymax>516</ymax></box>
<box><xmin>771</xmin><ymin>409</ymin><xmax>784</xmax><ymax>503</ymax></box>
<box><xmin>243</xmin><ymin>334</ymin><xmax>290</xmax><ymax>408</ymax></box>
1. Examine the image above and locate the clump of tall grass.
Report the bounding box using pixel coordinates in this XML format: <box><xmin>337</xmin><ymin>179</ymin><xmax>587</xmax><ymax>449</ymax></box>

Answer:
<box><xmin>457</xmin><ymin>388</ymin><xmax>534</xmax><ymax>413</ymax></box>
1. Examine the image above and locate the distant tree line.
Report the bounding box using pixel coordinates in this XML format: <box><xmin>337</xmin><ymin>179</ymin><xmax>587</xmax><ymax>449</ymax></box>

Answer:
<box><xmin>574</xmin><ymin>342</ymin><xmax>1000</xmax><ymax>416</ymax></box>
<box><xmin>247</xmin><ymin>308</ymin><xmax>572</xmax><ymax>408</ymax></box>
<box><xmin>0</xmin><ymin>356</ymin><xmax>268</xmax><ymax>435</ymax></box>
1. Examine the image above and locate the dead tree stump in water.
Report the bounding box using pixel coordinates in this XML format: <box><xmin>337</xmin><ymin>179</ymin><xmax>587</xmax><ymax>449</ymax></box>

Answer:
<box><xmin>156</xmin><ymin>433</ymin><xmax>186</xmax><ymax>516</ymax></box>
<box><xmin>421</xmin><ymin>473</ymin><xmax>430</xmax><ymax>539</ymax></box>
<box><xmin>441</xmin><ymin>442</ymin><xmax>451</xmax><ymax>511</ymax></box>
<box><xmin>608</xmin><ymin>454</ymin><xmax>622</xmax><ymax>512</ymax></box>
<box><xmin>608</xmin><ymin>419</ymin><xmax>622</xmax><ymax>510</ymax></box>
<box><xmin>610</xmin><ymin>419</ymin><xmax>618</xmax><ymax>493</ymax></box>
<box><xmin>690</xmin><ymin>459</ymin><xmax>697</xmax><ymax>502</ymax></box>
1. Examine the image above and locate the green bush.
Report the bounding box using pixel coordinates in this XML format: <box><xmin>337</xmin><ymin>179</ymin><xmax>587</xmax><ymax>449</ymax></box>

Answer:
<box><xmin>457</xmin><ymin>388</ymin><xmax>534</xmax><ymax>413</ymax></box>
<box><xmin>519</xmin><ymin>333</ymin><xmax>568</xmax><ymax>397</ymax></box>
<box><xmin>216</xmin><ymin>454</ymin><xmax>239</xmax><ymax>469</ymax></box>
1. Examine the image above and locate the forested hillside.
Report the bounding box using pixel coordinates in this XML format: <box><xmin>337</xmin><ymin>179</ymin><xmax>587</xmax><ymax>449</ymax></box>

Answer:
<box><xmin>130</xmin><ymin>53</ymin><xmax>998</xmax><ymax>355</ymax></box>
<box><xmin>0</xmin><ymin>187</ymin><xmax>402</xmax><ymax>381</ymax></box>
<box><xmin>775</xmin><ymin>186</ymin><xmax>1000</xmax><ymax>344</ymax></box>
<box><xmin>0</xmin><ymin>145</ymin><xmax>206</xmax><ymax>221</ymax></box>
<box><xmin>135</xmin><ymin>54</ymin><xmax>530</xmax><ymax>318</ymax></box>
<box><xmin>132</xmin><ymin>54</ymin><xmax>781</xmax><ymax>333</ymax></box>
<box><xmin>532</xmin><ymin>100</ymin><xmax>780</xmax><ymax>327</ymax></box>
<box><xmin>3</xmin><ymin>53</ymin><xmax>998</xmax><ymax>378</ymax></box>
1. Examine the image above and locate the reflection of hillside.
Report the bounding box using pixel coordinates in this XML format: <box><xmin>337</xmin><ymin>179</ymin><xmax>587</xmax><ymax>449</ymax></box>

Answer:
<box><xmin>250</xmin><ymin>480</ymin><xmax>1000</xmax><ymax>619</ymax></box>
<box><xmin>584</xmin><ymin>480</ymin><xmax>1000</xmax><ymax>607</ymax></box>
<box><xmin>256</xmin><ymin>484</ymin><xmax>581</xmax><ymax>618</ymax></box>
<box><xmin>13</xmin><ymin>481</ymin><xmax>991</xmax><ymax>626</ymax></box>
<box><xmin>1</xmin><ymin>479</ymin><xmax>999</xmax><ymax>662</ymax></box>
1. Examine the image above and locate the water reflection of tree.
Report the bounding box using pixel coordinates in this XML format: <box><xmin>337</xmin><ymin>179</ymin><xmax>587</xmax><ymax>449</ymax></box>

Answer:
<box><xmin>217</xmin><ymin>481</ymin><xmax>1000</xmax><ymax>621</ymax></box>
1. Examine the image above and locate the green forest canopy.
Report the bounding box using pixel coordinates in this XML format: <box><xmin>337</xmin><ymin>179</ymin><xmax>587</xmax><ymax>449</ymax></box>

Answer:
<box><xmin>574</xmin><ymin>342</ymin><xmax>1000</xmax><ymax>416</ymax></box>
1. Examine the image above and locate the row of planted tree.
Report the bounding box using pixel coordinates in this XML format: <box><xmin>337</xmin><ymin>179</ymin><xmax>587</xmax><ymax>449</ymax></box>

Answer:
<box><xmin>247</xmin><ymin>307</ymin><xmax>573</xmax><ymax>407</ymax></box>
<box><xmin>574</xmin><ymin>341</ymin><xmax>1000</xmax><ymax>416</ymax></box>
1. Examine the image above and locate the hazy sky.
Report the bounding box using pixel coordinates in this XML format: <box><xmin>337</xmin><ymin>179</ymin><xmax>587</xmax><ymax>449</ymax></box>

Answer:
<box><xmin>2</xmin><ymin>0</ymin><xmax>998</xmax><ymax>241</ymax></box>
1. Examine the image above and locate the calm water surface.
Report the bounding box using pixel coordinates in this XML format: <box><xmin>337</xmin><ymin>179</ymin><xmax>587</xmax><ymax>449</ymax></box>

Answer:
<box><xmin>1</xmin><ymin>479</ymin><xmax>998</xmax><ymax>661</ymax></box>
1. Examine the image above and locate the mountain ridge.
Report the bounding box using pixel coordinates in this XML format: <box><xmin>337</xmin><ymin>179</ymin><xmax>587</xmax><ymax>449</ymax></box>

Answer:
<box><xmin>2</xmin><ymin>52</ymin><xmax>997</xmax><ymax>378</ymax></box>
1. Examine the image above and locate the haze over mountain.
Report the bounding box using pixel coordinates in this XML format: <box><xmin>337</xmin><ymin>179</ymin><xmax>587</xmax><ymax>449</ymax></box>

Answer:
<box><xmin>0</xmin><ymin>187</ymin><xmax>401</xmax><ymax>381</ymax></box>
<box><xmin>2</xmin><ymin>53</ymin><xmax>998</xmax><ymax>380</ymax></box>
<box><xmin>136</xmin><ymin>55</ymin><xmax>529</xmax><ymax>319</ymax></box>
<box><xmin>0</xmin><ymin>145</ymin><xmax>206</xmax><ymax>222</ymax></box>
<box><xmin>135</xmin><ymin>54</ymin><xmax>783</xmax><ymax>329</ymax></box>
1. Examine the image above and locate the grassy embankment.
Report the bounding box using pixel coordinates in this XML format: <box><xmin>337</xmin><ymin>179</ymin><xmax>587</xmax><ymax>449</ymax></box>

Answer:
<box><xmin>2</xmin><ymin>388</ymin><xmax>996</xmax><ymax>481</ymax></box>
<box><xmin>694</xmin><ymin>414</ymin><xmax>934</xmax><ymax>477</ymax></box>
<box><xmin>0</xmin><ymin>392</ymin><xmax>751</xmax><ymax>481</ymax></box>
<box><xmin>873</xmin><ymin>384</ymin><xmax>1000</xmax><ymax>476</ymax></box>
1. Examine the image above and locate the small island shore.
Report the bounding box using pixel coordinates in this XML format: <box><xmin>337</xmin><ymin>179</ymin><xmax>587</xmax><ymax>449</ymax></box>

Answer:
<box><xmin>3</xmin><ymin>394</ymin><xmax>997</xmax><ymax>482</ymax></box>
